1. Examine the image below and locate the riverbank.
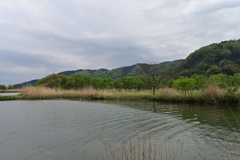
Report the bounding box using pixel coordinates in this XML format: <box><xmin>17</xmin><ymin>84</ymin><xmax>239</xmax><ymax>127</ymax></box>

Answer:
<box><xmin>0</xmin><ymin>89</ymin><xmax>22</xmax><ymax>93</ymax></box>
<box><xmin>1</xmin><ymin>86</ymin><xmax>239</xmax><ymax>105</ymax></box>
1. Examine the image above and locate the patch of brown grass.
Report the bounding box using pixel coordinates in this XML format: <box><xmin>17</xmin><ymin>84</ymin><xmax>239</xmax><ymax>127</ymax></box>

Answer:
<box><xmin>157</xmin><ymin>88</ymin><xmax>180</xmax><ymax>97</ymax></box>
<box><xmin>21</xmin><ymin>86</ymin><xmax>237</xmax><ymax>104</ymax></box>
<box><xmin>202</xmin><ymin>85</ymin><xmax>224</xmax><ymax>103</ymax></box>
<box><xmin>22</xmin><ymin>87</ymin><xmax>62</xmax><ymax>97</ymax></box>
<box><xmin>203</xmin><ymin>85</ymin><xmax>224</xmax><ymax>97</ymax></box>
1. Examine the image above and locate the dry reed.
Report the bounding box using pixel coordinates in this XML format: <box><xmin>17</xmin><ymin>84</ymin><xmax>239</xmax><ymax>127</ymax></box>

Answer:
<box><xmin>203</xmin><ymin>85</ymin><xmax>224</xmax><ymax>98</ymax></box>
<box><xmin>157</xmin><ymin>88</ymin><xmax>179</xmax><ymax>98</ymax></box>
<box><xmin>97</xmin><ymin>127</ymin><xmax>184</xmax><ymax>160</ymax></box>
<box><xmin>12</xmin><ymin>85</ymin><xmax>239</xmax><ymax>104</ymax></box>
<box><xmin>221</xmin><ymin>105</ymin><xmax>240</xmax><ymax>160</ymax></box>
<box><xmin>202</xmin><ymin>85</ymin><xmax>224</xmax><ymax>103</ymax></box>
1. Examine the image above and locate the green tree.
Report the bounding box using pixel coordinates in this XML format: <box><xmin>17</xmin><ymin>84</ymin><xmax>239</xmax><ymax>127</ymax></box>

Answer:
<box><xmin>59</xmin><ymin>75</ymin><xmax>68</xmax><ymax>86</ymax></box>
<box><xmin>159</xmin><ymin>79</ymin><xmax>168</xmax><ymax>89</ymax></box>
<box><xmin>206</xmin><ymin>65</ymin><xmax>222</xmax><ymax>76</ymax></box>
<box><xmin>92</xmin><ymin>77</ymin><xmax>102</xmax><ymax>90</ymax></box>
<box><xmin>208</xmin><ymin>74</ymin><xmax>230</xmax><ymax>88</ymax></box>
<box><xmin>64</xmin><ymin>75</ymin><xmax>92</xmax><ymax>89</ymax></box>
<box><xmin>37</xmin><ymin>73</ymin><xmax>66</xmax><ymax>88</ymax></box>
<box><xmin>7</xmin><ymin>84</ymin><xmax>14</xmax><ymax>89</ymax></box>
<box><xmin>0</xmin><ymin>85</ymin><xmax>7</xmax><ymax>90</ymax></box>
<box><xmin>121</xmin><ymin>77</ymin><xmax>134</xmax><ymax>90</ymax></box>
<box><xmin>64</xmin><ymin>77</ymin><xmax>76</xmax><ymax>89</ymax></box>
<box><xmin>167</xmin><ymin>79</ymin><xmax>175</xmax><ymax>88</ymax></box>
<box><xmin>136</xmin><ymin>63</ymin><xmax>162</xmax><ymax>95</ymax></box>
<box><xmin>173</xmin><ymin>76</ymin><xmax>196</xmax><ymax>98</ymax></box>
<box><xmin>191</xmin><ymin>74</ymin><xmax>207</xmax><ymax>89</ymax></box>
<box><xmin>114</xmin><ymin>78</ymin><xmax>123</xmax><ymax>91</ymax></box>
<box><xmin>132</xmin><ymin>76</ymin><xmax>144</xmax><ymax>91</ymax></box>
<box><xmin>229</xmin><ymin>73</ymin><xmax>240</xmax><ymax>86</ymax></box>
<box><xmin>99</xmin><ymin>76</ymin><xmax>114</xmax><ymax>89</ymax></box>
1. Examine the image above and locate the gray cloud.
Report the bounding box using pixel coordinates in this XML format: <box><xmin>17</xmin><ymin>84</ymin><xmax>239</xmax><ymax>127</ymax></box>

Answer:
<box><xmin>0</xmin><ymin>0</ymin><xmax>240</xmax><ymax>85</ymax></box>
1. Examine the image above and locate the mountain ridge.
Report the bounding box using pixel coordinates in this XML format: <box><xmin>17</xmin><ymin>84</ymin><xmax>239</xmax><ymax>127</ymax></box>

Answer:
<box><xmin>13</xmin><ymin>60</ymin><xmax>182</xmax><ymax>88</ymax></box>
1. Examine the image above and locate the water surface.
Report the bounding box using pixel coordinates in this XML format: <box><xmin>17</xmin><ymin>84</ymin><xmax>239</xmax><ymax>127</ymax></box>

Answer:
<box><xmin>0</xmin><ymin>92</ymin><xmax>20</xmax><ymax>96</ymax></box>
<box><xmin>0</xmin><ymin>100</ymin><xmax>239</xmax><ymax>160</ymax></box>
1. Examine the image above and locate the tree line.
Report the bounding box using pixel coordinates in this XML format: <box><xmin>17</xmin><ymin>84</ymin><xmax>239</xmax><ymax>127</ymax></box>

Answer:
<box><xmin>37</xmin><ymin>72</ymin><xmax>240</xmax><ymax>96</ymax></box>
<box><xmin>0</xmin><ymin>84</ymin><xmax>14</xmax><ymax>90</ymax></box>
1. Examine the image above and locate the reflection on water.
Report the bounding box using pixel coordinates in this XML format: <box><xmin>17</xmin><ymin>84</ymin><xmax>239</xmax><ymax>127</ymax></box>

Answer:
<box><xmin>0</xmin><ymin>100</ymin><xmax>239</xmax><ymax>160</ymax></box>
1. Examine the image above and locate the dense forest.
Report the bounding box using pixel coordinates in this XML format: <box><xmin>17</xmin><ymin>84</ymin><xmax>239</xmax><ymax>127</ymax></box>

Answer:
<box><xmin>166</xmin><ymin>39</ymin><xmax>240</xmax><ymax>78</ymax></box>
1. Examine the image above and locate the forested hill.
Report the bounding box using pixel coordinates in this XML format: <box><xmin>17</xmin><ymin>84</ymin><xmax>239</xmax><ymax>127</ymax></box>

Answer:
<box><xmin>166</xmin><ymin>39</ymin><xmax>240</xmax><ymax>79</ymax></box>
<box><xmin>13</xmin><ymin>60</ymin><xmax>182</xmax><ymax>88</ymax></box>
<box><xmin>13</xmin><ymin>79</ymin><xmax>39</xmax><ymax>89</ymax></box>
<box><xmin>58</xmin><ymin>68</ymin><xmax>109</xmax><ymax>77</ymax></box>
<box><xmin>56</xmin><ymin>60</ymin><xmax>182</xmax><ymax>79</ymax></box>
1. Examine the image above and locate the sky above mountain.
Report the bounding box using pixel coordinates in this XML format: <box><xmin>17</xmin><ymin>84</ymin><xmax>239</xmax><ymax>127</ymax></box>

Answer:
<box><xmin>1</xmin><ymin>0</ymin><xmax>240</xmax><ymax>85</ymax></box>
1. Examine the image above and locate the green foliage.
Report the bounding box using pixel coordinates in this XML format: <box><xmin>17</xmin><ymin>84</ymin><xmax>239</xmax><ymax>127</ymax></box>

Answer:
<box><xmin>160</xmin><ymin>79</ymin><xmax>168</xmax><ymax>88</ymax></box>
<box><xmin>167</xmin><ymin>79</ymin><xmax>175</xmax><ymax>88</ymax></box>
<box><xmin>114</xmin><ymin>79</ymin><xmax>123</xmax><ymax>91</ymax></box>
<box><xmin>121</xmin><ymin>77</ymin><xmax>135</xmax><ymax>90</ymax></box>
<box><xmin>99</xmin><ymin>76</ymin><xmax>114</xmax><ymax>89</ymax></box>
<box><xmin>173</xmin><ymin>76</ymin><xmax>196</xmax><ymax>98</ymax></box>
<box><xmin>37</xmin><ymin>74</ymin><xmax>67</xmax><ymax>88</ymax></box>
<box><xmin>168</xmin><ymin>39</ymin><xmax>240</xmax><ymax>78</ymax></box>
<box><xmin>223</xmin><ymin>86</ymin><xmax>239</xmax><ymax>101</ymax></box>
<box><xmin>136</xmin><ymin>63</ymin><xmax>163</xmax><ymax>95</ymax></box>
<box><xmin>0</xmin><ymin>85</ymin><xmax>7</xmax><ymax>90</ymax></box>
<box><xmin>191</xmin><ymin>74</ymin><xmax>207</xmax><ymax>89</ymax></box>
<box><xmin>206</xmin><ymin>65</ymin><xmax>221</xmax><ymax>76</ymax></box>
<box><xmin>64</xmin><ymin>78</ymin><xmax>76</xmax><ymax>89</ymax></box>
<box><xmin>7</xmin><ymin>84</ymin><xmax>14</xmax><ymax>89</ymax></box>
<box><xmin>73</xmin><ymin>70</ymin><xmax>91</xmax><ymax>76</ymax></box>
<box><xmin>91</xmin><ymin>77</ymin><xmax>102</xmax><ymax>90</ymax></box>
<box><xmin>208</xmin><ymin>74</ymin><xmax>230</xmax><ymax>88</ymax></box>
<box><xmin>63</xmin><ymin>75</ymin><xmax>92</xmax><ymax>89</ymax></box>
<box><xmin>229</xmin><ymin>73</ymin><xmax>240</xmax><ymax>86</ymax></box>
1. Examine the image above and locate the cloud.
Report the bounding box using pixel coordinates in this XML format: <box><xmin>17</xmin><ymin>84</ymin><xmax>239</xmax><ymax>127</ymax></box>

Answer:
<box><xmin>0</xmin><ymin>0</ymin><xmax>240</xmax><ymax>85</ymax></box>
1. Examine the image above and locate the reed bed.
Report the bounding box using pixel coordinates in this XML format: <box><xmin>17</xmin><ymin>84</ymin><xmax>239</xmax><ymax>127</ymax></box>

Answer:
<box><xmin>1</xmin><ymin>86</ymin><xmax>240</xmax><ymax>104</ymax></box>
<box><xmin>0</xmin><ymin>89</ymin><xmax>22</xmax><ymax>93</ymax></box>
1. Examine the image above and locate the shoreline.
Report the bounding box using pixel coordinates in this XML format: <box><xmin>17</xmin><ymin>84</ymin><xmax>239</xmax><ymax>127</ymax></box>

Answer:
<box><xmin>0</xmin><ymin>91</ymin><xmax>239</xmax><ymax>106</ymax></box>
<box><xmin>0</xmin><ymin>89</ymin><xmax>22</xmax><ymax>93</ymax></box>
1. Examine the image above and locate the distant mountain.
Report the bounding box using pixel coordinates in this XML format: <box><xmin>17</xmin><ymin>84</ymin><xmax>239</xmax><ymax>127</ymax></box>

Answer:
<box><xmin>13</xmin><ymin>60</ymin><xmax>182</xmax><ymax>89</ymax></box>
<box><xmin>58</xmin><ymin>68</ymin><xmax>109</xmax><ymax>77</ymax></box>
<box><xmin>58</xmin><ymin>60</ymin><xmax>183</xmax><ymax>79</ymax></box>
<box><xmin>13</xmin><ymin>79</ymin><xmax>39</xmax><ymax>89</ymax></box>
<box><xmin>166</xmin><ymin>39</ymin><xmax>240</xmax><ymax>79</ymax></box>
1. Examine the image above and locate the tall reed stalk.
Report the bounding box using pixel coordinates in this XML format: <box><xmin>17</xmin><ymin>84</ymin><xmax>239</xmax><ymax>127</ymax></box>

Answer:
<box><xmin>97</xmin><ymin>126</ymin><xmax>184</xmax><ymax>160</ymax></box>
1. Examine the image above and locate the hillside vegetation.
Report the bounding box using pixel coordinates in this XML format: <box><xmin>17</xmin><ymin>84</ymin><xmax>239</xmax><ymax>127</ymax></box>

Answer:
<box><xmin>13</xmin><ymin>60</ymin><xmax>182</xmax><ymax>88</ymax></box>
<box><xmin>167</xmin><ymin>39</ymin><xmax>240</xmax><ymax>78</ymax></box>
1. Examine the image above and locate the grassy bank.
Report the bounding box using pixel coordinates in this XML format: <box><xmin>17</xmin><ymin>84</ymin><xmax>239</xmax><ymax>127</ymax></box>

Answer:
<box><xmin>1</xmin><ymin>86</ymin><xmax>240</xmax><ymax>104</ymax></box>
<box><xmin>0</xmin><ymin>89</ymin><xmax>22</xmax><ymax>93</ymax></box>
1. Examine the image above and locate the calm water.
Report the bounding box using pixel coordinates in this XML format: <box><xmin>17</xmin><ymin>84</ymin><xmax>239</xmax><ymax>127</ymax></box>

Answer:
<box><xmin>0</xmin><ymin>92</ymin><xmax>20</xmax><ymax>96</ymax></box>
<box><xmin>0</xmin><ymin>100</ymin><xmax>239</xmax><ymax>160</ymax></box>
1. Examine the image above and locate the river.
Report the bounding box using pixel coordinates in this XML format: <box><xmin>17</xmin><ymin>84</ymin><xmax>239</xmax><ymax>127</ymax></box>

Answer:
<box><xmin>0</xmin><ymin>100</ymin><xmax>239</xmax><ymax>160</ymax></box>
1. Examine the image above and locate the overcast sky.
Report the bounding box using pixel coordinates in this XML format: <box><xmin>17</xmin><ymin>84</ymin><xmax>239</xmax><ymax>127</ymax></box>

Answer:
<box><xmin>1</xmin><ymin>0</ymin><xmax>240</xmax><ymax>85</ymax></box>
